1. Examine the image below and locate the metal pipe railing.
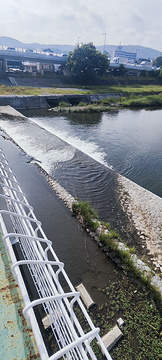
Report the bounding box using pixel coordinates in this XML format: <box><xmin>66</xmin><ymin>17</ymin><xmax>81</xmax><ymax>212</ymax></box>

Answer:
<box><xmin>0</xmin><ymin>148</ymin><xmax>113</xmax><ymax>360</ymax></box>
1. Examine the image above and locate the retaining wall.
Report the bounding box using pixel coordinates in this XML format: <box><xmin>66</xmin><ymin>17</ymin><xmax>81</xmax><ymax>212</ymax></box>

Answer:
<box><xmin>0</xmin><ymin>93</ymin><xmax>121</xmax><ymax>110</ymax></box>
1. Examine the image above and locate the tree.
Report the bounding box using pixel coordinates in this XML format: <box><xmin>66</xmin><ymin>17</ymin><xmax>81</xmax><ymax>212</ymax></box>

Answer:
<box><xmin>66</xmin><ymin>42</ymin><xmax>109</xmax><ymax>82</ymax></box>
<box><xmin>118</xmin><ymin>64</ymin><xmax>127</xmax><ymax>76</ymax></box>
<box><xmin>154</xmin><ymin>56</ymin><xmax>162</xmax><ymax>67</ymax></box>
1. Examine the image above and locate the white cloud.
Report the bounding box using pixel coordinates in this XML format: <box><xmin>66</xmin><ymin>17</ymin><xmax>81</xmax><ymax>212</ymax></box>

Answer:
<box><xmin>0</xmin><ymin>0</ymin><xmax>161</xmax><ymax>50</ymax></box>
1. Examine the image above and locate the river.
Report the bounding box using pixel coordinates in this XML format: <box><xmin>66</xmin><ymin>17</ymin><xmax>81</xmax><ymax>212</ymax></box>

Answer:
<box><xmin>0</xmin><ymin>108</ymin><xmax>161</xmax><ymax>223</ymax></box>
<box><xmin>21</xmin><ymin>107</ymin><xmax>162</xmax><ymax>199</ymax></box>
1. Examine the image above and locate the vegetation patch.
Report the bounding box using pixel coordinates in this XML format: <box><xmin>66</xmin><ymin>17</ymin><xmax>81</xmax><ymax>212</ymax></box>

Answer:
<box><xmin>72</xmin><ymin>200</ymin><xmax>162</xmax><ymax>305</ymax></box>
<box><xmin>89</xmin><ymin>276</ymin><xmax>162</xmax><ymax>360</ymax></box>
<box><xmin>121</xmin><ymin>93</ymin><xmax>162</xmax><ymax>107</ymax></box>
<box><xmin>46</xmin><ymin>266</ymin><xmax>162</xmax><ymax>359</ymax></box>
<box><xmin>71</xmin><ymin>200</ymin><xmax>162</xmax><ymax>358</ymax></box>
<box><xmin>53</xmin><ymin>103</ymin><xmax>112</xmax><ymax>113</ymax></box>
<box><xmin>72</xmin><ymin>200</ymin><xmax>99</xmax><ymax>231</ymax></box>
<box><xmin>0</xmin><ymin>84</ymin><xmax>90</xmax><ymax>96</ymax></box>
<box><xmin>84</xmin><ymin>84</ymin><xmax>162</xmax><ymax>95</ymax></box>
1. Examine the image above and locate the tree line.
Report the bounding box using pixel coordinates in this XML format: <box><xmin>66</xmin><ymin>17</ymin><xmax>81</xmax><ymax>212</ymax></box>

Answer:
<box><xmin>66</xmin><ymin>42</ymin><xmax>162</xmax><ymax>83</ymax></box>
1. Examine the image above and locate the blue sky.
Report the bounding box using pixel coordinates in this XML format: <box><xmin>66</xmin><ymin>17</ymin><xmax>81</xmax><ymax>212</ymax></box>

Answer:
<box><xmin>1</xmin><ymin>0</ymin><xmax>162</xmax><ymax>50</ymax></box>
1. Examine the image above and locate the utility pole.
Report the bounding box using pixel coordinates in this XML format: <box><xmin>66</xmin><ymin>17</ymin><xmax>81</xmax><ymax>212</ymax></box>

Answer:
<box><xmin>77</xmin><ymin>36</ymin><xmax>81</xmax><ymax>46</ymax></box>
<box><xmin>103</xmin><ymin>32</ymin><xmax>106</xmax><ymax>53</ymax></box>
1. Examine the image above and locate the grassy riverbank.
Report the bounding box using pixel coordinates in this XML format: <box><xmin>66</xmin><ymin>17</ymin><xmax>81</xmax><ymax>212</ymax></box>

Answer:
<box><xmin>0</xmin><ymin>83</ymin><xmax>162</xmax><ymax>96</ymax></box>
<box><xmin>0</xmin><ymin>83</ymin><xmax>162</xmax><ymax>109</ymax></box>
<box><xmin>52</xmin><ymin>93</ymin><xmax>162</xmax><ymax>113</ymax></box>
<box><xmin>98</xmin><ymin>93</ymin><xmax>162</xmax><ymax>108</ymax></box>
<box><xmin>52</xmin><ymin>85</ymin><xmax>162</xmax><ymax>111</ymax></box>
<box><xmin>0</xmin><ymin>84</ymin><xmax>90</xmax><ymax>95</ymax></box>
<box><xmin>72</xmin><ymin>200</ymin><xmax>162</xmax><ymax>359</ymax></box>
<box><xmin>88</xmin><ymin>84</ymin><xmax>162</xmax><ymax>94</ymax></box>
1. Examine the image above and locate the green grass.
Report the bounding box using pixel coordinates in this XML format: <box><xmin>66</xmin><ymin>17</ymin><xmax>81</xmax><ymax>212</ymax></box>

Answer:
<box><xmin>72</xmin><ymin>200</ymin><xmax>99</xmax><ymax>231</ymax></box>
<box><xmin>84</xmin><ymin>84</ymin><xmax>162</xmax><ymax>95</ymax></box>
<box><xmin>121</xmin><ymin>93</ymin><xmax>162</xmax><ymax>107</ymax></box>
<box><xmin>0</xmin><ymin>84</ymin><xmax>90</xmax><ymax>95</ymax></box>
<box><xmin>111</xmin><ymin>84</ymin><xmax>162</xmax><ymax>95</ymax></box>
<box><xmin>55</xmin><ymin>104</ymin><xmax>112</xmax><ymax>113</ymax></box>
<box><xmin>1</xmin><ymin>83</ymin><xmax>162</xmax><ymax>96</ymax></box>
<box><xmin>58</xmin><ymin>101</ymin><xmax>69</xmax><ymax>107</ymax></box>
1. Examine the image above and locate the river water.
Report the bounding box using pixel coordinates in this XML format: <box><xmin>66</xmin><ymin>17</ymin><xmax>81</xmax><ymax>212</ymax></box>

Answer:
<box><xmin>21</xmin><ymin>107</ymin><xmax>162</xmax><ymax>198</ymax></box>
<box><xmin>0</xmin><ymin>108</ymin><xmax>161</xmax><ymax>222</ymax></box>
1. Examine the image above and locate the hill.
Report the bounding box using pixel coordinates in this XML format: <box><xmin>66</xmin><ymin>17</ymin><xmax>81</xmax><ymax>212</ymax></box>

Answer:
<box><xmin>0</xmin><ymin>36</ymin><xmax>161</xmax><ymax>60</ymax></box>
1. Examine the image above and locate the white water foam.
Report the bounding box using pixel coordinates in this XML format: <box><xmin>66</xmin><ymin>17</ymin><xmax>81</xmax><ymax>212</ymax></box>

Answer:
<box><xmin>30</xmin><ymin>118</ymin><xmax>111</xmax><ymax>168</ymax></box>
<box><xmin>0</xmin><ymin>118</ymin><xmax>75</xmax><ymax>174</ymax></box>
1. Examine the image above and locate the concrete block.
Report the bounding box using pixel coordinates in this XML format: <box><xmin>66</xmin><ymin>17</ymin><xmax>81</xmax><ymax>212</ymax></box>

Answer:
<box><xmin>42</xmin><ymin>314</ymin><xmax>52</xmax><ymax>329</ymax></box>
<box><xmin>101</xmin><ymin>325</ymin><xmax>123</xmax><ymax>351</ymax></box>
<box><xmin>76</xmin><ymin>283</ymin><xmax>95</xmax><ymax>309</ymax></box>
<box><xmin>117</xmin><ymin>317</ymin><xmax>124</xmax><ymax>327</ymax></box>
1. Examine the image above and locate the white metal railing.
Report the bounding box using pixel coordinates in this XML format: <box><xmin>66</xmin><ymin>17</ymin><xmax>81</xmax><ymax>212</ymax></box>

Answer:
<box><xmin>0</xmin><ymin>149</ymin><xmax>112</xmax><ymax>360</ymax></box>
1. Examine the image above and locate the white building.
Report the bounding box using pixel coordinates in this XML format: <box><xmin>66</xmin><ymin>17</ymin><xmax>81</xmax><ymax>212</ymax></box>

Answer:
<box><xmin>113</xmin><ymin>45</ymin><xmax>137</xmax><ymax>63</ymax></box>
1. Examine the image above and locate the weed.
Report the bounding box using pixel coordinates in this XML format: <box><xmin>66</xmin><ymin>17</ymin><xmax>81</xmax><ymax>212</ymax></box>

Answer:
<box><xmin>128</xmin><ymin>246</ymin><xmax>136</xmax><ymax>254</ymax></box>
<box><xmin>78</xmin><ymin>101</ymin><xmax>88</xmax><ymax>106</ymax></box>
<box><xmin>72</xmin><ymin>200</ymin><xmax>98</xmax><ymax>231</ymax></box>
<box><xmin>58</xmin><ymin>101</ymin><xmax>69</xmax><ymax>107</ymax></box>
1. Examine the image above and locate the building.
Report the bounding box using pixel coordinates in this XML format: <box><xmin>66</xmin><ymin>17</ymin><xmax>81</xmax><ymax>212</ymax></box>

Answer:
<box><xmin>113</xmin><ymin>45</ymin><xmax>136</xmax><ymax>63</ymax></box>
<box><xmin>22</xmin><ymin>61</ymin><xmax>54</xmax><ymax>74</ymax></box>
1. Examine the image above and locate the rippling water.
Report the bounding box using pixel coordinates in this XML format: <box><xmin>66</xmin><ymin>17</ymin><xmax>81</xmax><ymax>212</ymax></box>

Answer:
<box><xmin>0</xmin><ymin>107</ymin><xmax>161</xmax><ymax>208</ymax></box>
<box><xmin>23</xmin><ymin>107</ymin><xmax>162</xmax><ymax>198</ymax></box>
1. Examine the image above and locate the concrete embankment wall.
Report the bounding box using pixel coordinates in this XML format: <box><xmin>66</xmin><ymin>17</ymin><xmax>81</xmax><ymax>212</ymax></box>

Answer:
<box><xmin>0</xmin><ymin>93</ymin><xmax>121</xmax><ymax>110</ymax></box>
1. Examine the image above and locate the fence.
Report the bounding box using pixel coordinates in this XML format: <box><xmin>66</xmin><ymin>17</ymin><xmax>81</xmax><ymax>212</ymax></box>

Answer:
<box><xmin>0</xmin><ymin>148</ymin><xmax>112</xmax><ymax>360</ymax></box>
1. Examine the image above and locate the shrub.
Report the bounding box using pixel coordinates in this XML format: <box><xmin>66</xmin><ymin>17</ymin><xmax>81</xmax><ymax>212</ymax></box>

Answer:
<box><xmin>58</xmin><ymin>101</ymin><xmax>69</xmax><ymax>107</ymax></box>
<box><xmin>78</xmin><ymin>101</ymin><xmax>88</xmax><ymax>106</ymax></box>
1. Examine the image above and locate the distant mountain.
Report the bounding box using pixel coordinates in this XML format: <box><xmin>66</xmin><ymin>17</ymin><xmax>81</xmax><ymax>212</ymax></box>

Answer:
<box><xmin>0</xmin><ymin>36</ymin><xmax>73</xmax><ymax>54</ymax></box>
<box><xmin>0</xmin><ymin>36</ymin><xmax>161</xmax><ymax>59</ymax></box>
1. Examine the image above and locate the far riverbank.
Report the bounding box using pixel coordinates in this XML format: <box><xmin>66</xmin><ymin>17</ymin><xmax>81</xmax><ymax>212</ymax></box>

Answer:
<box><xmin>0</xmin><ymin>83</ymin><xmax>162</xmax><ymax>110</ymax></box>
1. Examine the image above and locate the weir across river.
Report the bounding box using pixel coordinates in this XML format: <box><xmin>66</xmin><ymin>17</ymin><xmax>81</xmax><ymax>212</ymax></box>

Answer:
<box><xmin>0</xmin><ymin>148</ymin><xmax>112</xmax><ymax>359</ymax></box>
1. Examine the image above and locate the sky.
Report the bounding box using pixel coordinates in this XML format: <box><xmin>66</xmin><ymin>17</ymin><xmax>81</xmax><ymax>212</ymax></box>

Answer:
<box><xmin>0</xmin><ymin>0</ymin><xmax>162</xmax><ymax>50</ymax></box>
